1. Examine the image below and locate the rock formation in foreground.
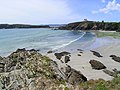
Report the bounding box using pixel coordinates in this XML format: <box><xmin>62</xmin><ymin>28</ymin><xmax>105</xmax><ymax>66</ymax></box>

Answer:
<box><xmin>0</xmin><ymin>49</ymin><xmax>87</xmax><ymax>90</ymax></box>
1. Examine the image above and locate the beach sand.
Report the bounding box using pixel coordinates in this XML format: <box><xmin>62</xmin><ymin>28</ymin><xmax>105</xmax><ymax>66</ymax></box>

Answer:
<box><xmin>46</xmin><ymin>41</ymin><xmax>120</xmax><ymax>81</ymax></box>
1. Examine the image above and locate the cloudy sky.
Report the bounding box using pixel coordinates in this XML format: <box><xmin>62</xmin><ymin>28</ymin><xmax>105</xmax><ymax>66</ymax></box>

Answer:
<box><xmin>0</xmin><ymin>0</ymin><xmax>120</xmax><ymax>24</ymax></box>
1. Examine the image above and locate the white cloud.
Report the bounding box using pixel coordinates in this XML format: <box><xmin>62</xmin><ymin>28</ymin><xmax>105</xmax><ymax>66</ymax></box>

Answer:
<box><xmin>0</xmin><ymin>0</ymin><xmax>81</xmax><ymax>24</ymax></box>
<box><xmin>92</xmin><ymin>0</ymin><xmax>120</xmax><ymax>14</ymax></box>
<box><xmin>102</xmin><ymin>0</ymin><xmax>105</xmax><ymax>3</ymax></box>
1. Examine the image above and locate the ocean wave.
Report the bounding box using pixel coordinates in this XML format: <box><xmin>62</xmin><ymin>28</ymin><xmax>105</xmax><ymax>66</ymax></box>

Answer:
<box><xmin>52</xmin><ymin>32</ymin><xmax>86</xmax><ymax>50</ymax></box>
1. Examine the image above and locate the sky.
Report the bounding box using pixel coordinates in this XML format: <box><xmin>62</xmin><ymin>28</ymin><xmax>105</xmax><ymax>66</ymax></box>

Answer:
<box><xmin>0</xmin><ymin>0</ymin><xmax>120</xmax><ymax>24</ymax></box>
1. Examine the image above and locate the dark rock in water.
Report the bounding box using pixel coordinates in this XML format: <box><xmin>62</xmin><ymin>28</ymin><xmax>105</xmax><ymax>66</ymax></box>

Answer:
<box><xmin>16</xmin><ymin>48</ymin><xmax>26</xmax><ymax>52</ymax></box>
<box><xmin>110</xmin><ymin>55</ymin><xmax>120</xmax><ymax>63</ymax></box>
<box><xmin>90</xmin><ymin>50</ymin><xmax>103</xmax><ymax>57</ymax></box>
<box><xmin>29</xmin><ymin>49</ymin><xmax>37</xmax><ymax>52</ymax></box>
<box><xmin>47</xmin><ymin>50</ymin><xmax>53</xmax><ymax>54</ymax></box>
<box><xmin>54</xmin><ymin>51</ymin><xmax>71</xmax><ymax>60</ymax></box>
<box><xmin>64</xmin><ymin>56</ymin><xmax>70</xmax><ymax>63</ymax></box>
<box><xmin>89</xmin><ymin>60</ymin><xmax>106</xmax><ymax>70</ymax></box>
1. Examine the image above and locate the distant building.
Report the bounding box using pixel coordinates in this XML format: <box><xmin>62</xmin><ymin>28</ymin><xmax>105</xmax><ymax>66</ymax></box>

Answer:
<box><xmin>84</xmin><ymin>19</ymin><xmax>88</xmax><ymax>21</ymax></box>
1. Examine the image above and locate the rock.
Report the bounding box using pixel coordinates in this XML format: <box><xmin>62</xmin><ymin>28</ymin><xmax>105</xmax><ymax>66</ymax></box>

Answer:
<box><xmin>65</xmin><ymin>65</ymin><xmax>71</xmax><ymax>74</ymax></box>
<box><xmin>54</xmin><ymin>53</ymin><xmax>63</xmax><ymax>60</ymax></box>
<box><xmin>0</xmin><ymin>61</ymin><xmax>5</xmax><ymax>73</ymax></box>
<box><xmin>89</xmin><ymin>60</ymin><xmax>106</xmax><ymax>70</ymax></box>
<box><xmin>64</xmin><ymin>56</ymin><xmax>70</xmax><ymax>63</ymax></box>
<box><xmin>47</xmin><ymin>50</ymin><xmax>53</xmax><ymax>54</ymax></box>
<box><xmin>77</xmin><ymin>49</ymin><xmax>83</xmax><ymax>51</ymax></box>
<box><xmin>29</xmin><ymin>49</ymin><xmax>37</xmax><ymax>52</ymax></box>
<box><xmin>103</xmin><ymin>69</ymin><xmax>117</xmax><ymax>77</ymax></box>
<box><xmin>79</xmin><ymin>52</ymin><xmax>83</xmax><ymax>53</ymax></box>
<box><xmin>54</xmin><ymin>51</ymin><xmax>71</xmax><ymax>60</ymax></box>
<box><xmin>61</xmin><ymin>65</ymin><xmax>87</xmax><ymax>85</ymax></box>
<box><xmin>78</xmin><ymin>54</ymin><xmax>81</xmax><ymax>56</ymax></box>
<box><xmin>60</xmin><ymin>51</ymin><xmax>71</xmax><ymax>56</ymax></box>
<box><xmin>16</xmin><ymin>48</ymin><xmax>26</xmax><ymax>52</ymax></box>
<box><xmin>90</xmin><ymin>50</ymin><xmax>103</xmax><ymax>57</ymax></box>
<box><xmin>0</xmin><ymin>56</ymin><xmax>3</xmax><ymax>60</ymax></box>
<box><xmin>110</xmin><ymin>55</ymin><xmax>120</xmax><ymax>63</ymax></box>
<box><xmin>66</xmin><ymin>68</ymin><xmax>87</xmax><ymax>85</ymax></box>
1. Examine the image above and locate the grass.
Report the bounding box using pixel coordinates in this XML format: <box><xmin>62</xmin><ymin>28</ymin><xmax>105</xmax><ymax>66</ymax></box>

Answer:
<box><xmin>77</xmin><ymin>76</ymin><xmax>120</xmax><ymax>90</ymax></box>
<box><xmin>95</xmin><ymin>31</ymin><xmax>120</xmax><ymax>38</ymax></box>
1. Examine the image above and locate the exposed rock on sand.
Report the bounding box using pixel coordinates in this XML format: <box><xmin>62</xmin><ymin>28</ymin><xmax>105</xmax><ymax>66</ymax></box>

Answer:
<box><xmin>90</xmin><ymin>50</ymin><xmax>103</xmax><ymax>57</ymax></box>
<box><xmin>64</xmin><ymin>65</ymin><xmax>87</xmax><ymax>85</ymax></box>
<box><xmin>47</xmin><ymin>50</ymin><xmax>53</xmax><ymax>54</ymax></box>
<box><xmin>103</xmin><ymin>68</ymin><xmax>120</xmax><ymax>77</ymax></box>
<box><xmin>89</xmin><ymin>60</ymin><xmax>106</xmax><ymax>70</ymax></box>
<box><xmin>77</xmin><ymin>49</ymin><xmax>83</xmax><ymax>51</ymax></box>
<box><xmin>54</xmin><ymin>51</ymin><xmax>70</xmax><ymax>60</ymax></box>
<box><xmin>78</xmin><ymin>54</ymin><xmax>81</xmax><ymax>56</ymax></box>
<box><xmin>64</xmin><ymin>56</ymin><xmax>70</xmax><ymax>63</ymax></box>
<box><xmin>103</xmin><ymin>69</ymin><xmax>117</xmax><ymax>77</ymax></box>
<box><xmin>110</xmin><ymin>55</ymin><xmax>120</xmax><ymax>63</ymax></box>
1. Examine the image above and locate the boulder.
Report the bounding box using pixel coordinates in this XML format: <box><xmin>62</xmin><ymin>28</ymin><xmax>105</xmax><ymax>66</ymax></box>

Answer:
<box><xmin>103</xmin><ymin>69</ymin><xmax>117</xmax><ymax>77</ymax></box>
<box><xmin>78</xmin><ymin>54</ymin><xmax>81</xmax><ymax>56</ymax></box>
<box><xmin>77</xmin><ymin>49</ymin><xmax>83</xmax><ymax>51</ymax></box>
<box><xmin>89</xmin><ymin>60</ymin><xmax>106</xmax><ymax>70</ymax></box>
<box><xmin>110</xmin><ymin>55</ymin><xmax>120</xmax><ymax>63</ymax></box>
<box><xmin>54</xmin><ymin>53</ymin><xmax>63</xmax><ymax>60</ymax></box>
<box><xmin>64</xmin><ymin>56</ymin><xmax>70</xmax><ymax>63</ymax></box>
<box><xmin>66</xmin><ymin>68</ymin><xmax>87</xmax><ymax>85</ymax></box>
<box><xmin>54</xmin><ymin>51</ymin><xmax>71</xmax><ymax>60</ymax></box>
<box><xmin>90</xmin><ymin>50</ymin><xmax>103</xmax><ymax>57</ymax></box>
<box><xmin>47</xmin><ymin>50</ymin><xmax>53</xmax><ymax>54</ymax></box>
<box><xmin>60</xmin><ymin>51</ymin><xmax>71</xmax><ymax>56</ymax></box>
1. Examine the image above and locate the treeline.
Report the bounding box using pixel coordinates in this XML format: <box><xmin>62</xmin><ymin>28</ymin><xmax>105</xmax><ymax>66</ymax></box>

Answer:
<box><xmin>58</xmin><ymin>21</ymin><xmax>120</xmax><ymax>31</ymax></box>
<box><xmin>0</xmin><ymin>24</ymin><xmax>50</xmax><ymax>29</ymax></box>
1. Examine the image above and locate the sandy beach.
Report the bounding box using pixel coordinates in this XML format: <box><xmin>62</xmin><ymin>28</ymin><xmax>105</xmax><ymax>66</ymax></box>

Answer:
<box><xmin>46</xmin><ymin>38</ymin><xmax>120</xmax><ymax>81</ymax></box>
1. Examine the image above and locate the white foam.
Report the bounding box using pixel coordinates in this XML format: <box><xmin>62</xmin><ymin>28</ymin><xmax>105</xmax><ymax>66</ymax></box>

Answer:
<box><xmin>52</xmin><ymin>32</ymin><xmax>86</xmax><ymax>50</ymax></box>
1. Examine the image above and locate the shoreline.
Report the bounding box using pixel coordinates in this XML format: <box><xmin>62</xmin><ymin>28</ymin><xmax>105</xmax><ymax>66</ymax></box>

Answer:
<box><xmin>46</xmin><ymin>38</ymin><xmax>120</xmax><ymax>80</ymax></box>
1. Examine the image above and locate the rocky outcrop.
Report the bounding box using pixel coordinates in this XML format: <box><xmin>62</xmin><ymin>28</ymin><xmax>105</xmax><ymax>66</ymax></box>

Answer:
<box><xmin>58</xmin><ymin>21</ymin><xmax>120</xmax><ymax>31</ymax></box>
<box><xmin>110</xmin><ymin>55</ymin><xmax>120</xmax><ymax>63</ymax></box>
<box><xmin>60</xmin><ymin>65</ymin><xmax>87</xmax><ymax>85</ymax></box>
<box><xmin>89</xmin><ymin>60</ymin><xmax>106</xmax><ymax>70</ymax></box>
<box><xmin>0</xmin><ymin>49</ymin><xmax>87</xmax><ymax>90</ymax></box>
<box><xmin>90</xmin><ymin>50</ymin><xmax>103</xmax><ymax>57</ymax></box>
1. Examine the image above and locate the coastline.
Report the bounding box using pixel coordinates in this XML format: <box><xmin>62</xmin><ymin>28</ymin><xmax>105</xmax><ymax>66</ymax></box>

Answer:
<box><xmin>46</xmin><ymin>36</ymin><xmax>120</xmax><ymax>80</ymax></box>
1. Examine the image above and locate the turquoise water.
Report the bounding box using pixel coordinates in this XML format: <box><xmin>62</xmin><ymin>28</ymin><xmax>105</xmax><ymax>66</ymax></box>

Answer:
<box><xmin>0</xmin><ymin>28</ymin><xmax>118</xmax><ymax>56</ymax></box>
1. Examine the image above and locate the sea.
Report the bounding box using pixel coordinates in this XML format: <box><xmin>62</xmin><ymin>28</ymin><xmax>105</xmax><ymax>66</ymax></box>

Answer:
<box><xmin>0</xmin><ymin>28</ymin><xmax>118</xmax><ymax>56</ymax></box>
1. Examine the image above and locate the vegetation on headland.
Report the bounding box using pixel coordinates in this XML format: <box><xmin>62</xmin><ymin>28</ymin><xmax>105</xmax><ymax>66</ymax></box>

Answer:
<box><xmin>0</xmin><ymin>24</ymin><xmax>50</xmax><ymax>29</ymax></box>
<box><xmin>58</xmin><ymin>21</ymin><xmax>120</xmax><ymax>32</ymax></box>
<box><xmin>95</xmin><ymin>31</ymin><xmax>120</xmax><ymax>38</ymax></box>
